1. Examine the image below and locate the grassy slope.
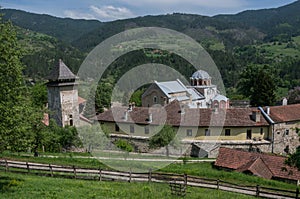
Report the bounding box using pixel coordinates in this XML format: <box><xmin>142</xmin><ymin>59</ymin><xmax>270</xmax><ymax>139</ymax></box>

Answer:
<box><xmin>0</xmin><ymin>152</ymin><xmax>297</xmax><ymax>191</ymax></box>
<box><xmin>0</xmin><ymin>172</ymin><xmax>256</xmax><ymax>199</ymax></box>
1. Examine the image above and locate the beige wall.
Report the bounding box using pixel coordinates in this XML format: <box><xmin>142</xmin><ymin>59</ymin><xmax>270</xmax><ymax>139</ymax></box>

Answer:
<box><xmin>100</xmin><ymin>121</ymin><xmax>270</xmax><ymax>141</ymax></box>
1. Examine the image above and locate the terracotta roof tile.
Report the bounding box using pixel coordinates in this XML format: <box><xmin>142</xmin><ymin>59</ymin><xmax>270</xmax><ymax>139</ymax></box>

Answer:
<box><xmin>97</xmin><ymin>101</ymin><xmax>269</xmax><ymax>127</ymax></box>
<box><xmin>215</xmin><ymin>148</ymin><xmax>300</xmax><ymax>181</ymax></box>
<box><xmin>267</xmin><ymin>104</ymin><xmax>300</xmax><ymax>123</ymax></box>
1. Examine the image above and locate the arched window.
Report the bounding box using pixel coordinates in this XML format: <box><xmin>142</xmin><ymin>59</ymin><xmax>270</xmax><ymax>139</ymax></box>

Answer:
<box><xmin>153</xmin><ymin>96</ymin><xmax>157</xmax><ymax>104</ymax></box>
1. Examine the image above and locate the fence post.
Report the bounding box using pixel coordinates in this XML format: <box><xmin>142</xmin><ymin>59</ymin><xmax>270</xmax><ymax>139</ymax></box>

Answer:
<box><xmin>99</xmin><ymin>168</ymin><xmax>102</xmax><ymax>181</ymax></box>
<box><xmin>49</xmin><ymin>164</ymin><xmax>53</xmax><ymax>177</ymax></box>
<box><xmin>73</xmin><ymin>165</ymin><xmax>76</xmax><ymax>179</ymax></box>
<box><xmin>148</xmin><ymin>169</ymin><xmax>152</xmax><ymax>182</ymax></box>
<box><xmin>184</xmin><ymin>173</ymin><xmax>187</xmax><ymax>186</ymax></box>
<box><xmin>129</xmin><ymin>168</ymin><xmax>132</xmax><ymax>183</ymax></box>
<box><xmin>296</xmin><ymin>187</ymin><xmax>299</xmax><ymax>199</ymax></box>
<box><xmin>256</xmin><ymin>185</ymin><xmax>260</xmax><ymax>197</ymax></box>
<box><xmin>5</xmin><ymin>159</ymin><xmax>8</xmax><ymax>172</ymax></box>
<box><xmin>26</xmin><ymin>162</ymin><xmax>30</xmax><ymax>173</ymax></box>
<box><xmin>217</xmin><ymin>179</ymin><xmax>220</xmax><ymax>190</ymax></box>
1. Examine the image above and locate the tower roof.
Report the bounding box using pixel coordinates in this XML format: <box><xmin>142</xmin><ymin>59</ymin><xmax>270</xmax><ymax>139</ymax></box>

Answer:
<box><xmin>47</xmin><ymin>59</ymin><xmax>77</xmax><ymax>81</ymax></box>
<box><xmin>191</xmin><ymin>70</ymin><xmax>211</xmax><ymax>80</ymax></box>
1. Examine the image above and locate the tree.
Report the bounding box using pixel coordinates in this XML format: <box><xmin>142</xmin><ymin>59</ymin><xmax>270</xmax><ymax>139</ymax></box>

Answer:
<box><xmin>0</xmin><ymin>16</ymin><xmax>37</xmax><ymax>152</ymax></box>
<box><xmin>286</xmin><ymin>146</ymin><xmax>300</xmax><ymax>170</ymax></box>
<box><xmin>287</xmin><ymin>87</ymin><xmax>300</xmax><ymax>104</ymax></box>
<box><xmin>238</xmin><ymin>65</ymin><xmax>277</xmax><ymax>106</ymax></box>
<box><xmin>149</xmin><ymin>125</ymin><xmax>178</xmax><ymax>157</ymax></box>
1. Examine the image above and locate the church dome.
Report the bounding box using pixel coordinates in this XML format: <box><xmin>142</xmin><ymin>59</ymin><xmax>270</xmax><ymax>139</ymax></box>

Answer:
<box><xmin>191</xmin><ymin>70</ymin><xmax>211</xmax><ymax>80</ymax></box>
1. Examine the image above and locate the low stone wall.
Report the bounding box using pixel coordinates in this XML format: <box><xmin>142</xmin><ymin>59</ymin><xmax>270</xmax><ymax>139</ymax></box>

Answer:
<box><xmin>109</xmin><ymin>135</ymin><xmax>273</xmax><ymax>158</ymax></box>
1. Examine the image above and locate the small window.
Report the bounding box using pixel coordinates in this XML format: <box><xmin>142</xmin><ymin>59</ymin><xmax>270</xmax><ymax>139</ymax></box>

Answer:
<box><xmin>69</xmin><ymin>115</ymin><xmax>73</xmax><ymax>119</ymax></box>
<box><xmin>225</xmin><ymin>129</ymin><xmax>231</xmax><ymax>136</ymax></box>
<box><xmin>285</xmin><ymin>129</ymin><xmax>289</xmax><ymax>136</ymax></box>
<box><xmin>205</xmin><ymin>129</ymin><xmax>211</xmax><ymax>136</ymax></box>
<box><xmin>153</xmin><ymin>96</ymin><xmax>157</xmax><ymax>103</ymax></box>
<box><xmin>115</xmin><ymin>124</ymin><xmax>120</xmax><ymax>132</ymax></box>
<box><xmin>277</xmin><ymin>132</ymin><xmax>280</xmax><ymax>135</ymax></box>
<box><xmin>69</xmin><ymin>119</ymin><xmax>73</xmax><ymax>126</ymax></box>
<box><xmin>260</xmin><ymin>128</ymin><xmax>264</xmax><ymax>135</ymax></box>
<box><xmin>145</xmin><ymin>126</ymin><xmax>149</xmax><ymax>134</ymax></box>
<box><xmin>186</xmin><ymin>129</ymin><xmax>193</xmax><ymax>137</ymax></box>
<box><xmin>130</xmin><ymin>125</ymin><xmax>134</xmax><ymax>133</ymax></box>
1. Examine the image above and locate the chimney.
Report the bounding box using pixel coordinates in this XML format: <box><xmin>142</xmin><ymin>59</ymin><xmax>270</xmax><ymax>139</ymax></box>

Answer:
<box><xmin>282</xmin><ymin>98</ymin><xmax>288</xmax><ymax>106</ymax></box>
<box><xmin>128</xmin><ymin>103</ymin><xmax>132</xmax><ymax>112</ymax></box>
<box><xmin>266</xmin><ymin>106</ymin><xmax>270</xmax><ymax>115</ymax></box>
<box><xmin>124</xmin><ymin>111</ymin><xmax>128</xmax><ymax>121</ymax></box>
<box><xmin>252</xmin><ymin>110</ymin><xmax>261</xmax><ymax>123</ymax></box>
<box><xmin>148</xmin><ymin>113</ymin><xmax>153</xmax><ymax>123</ymax></box>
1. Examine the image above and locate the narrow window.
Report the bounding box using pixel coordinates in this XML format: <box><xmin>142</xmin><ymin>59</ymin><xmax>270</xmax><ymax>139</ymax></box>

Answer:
<box><xmin>186</xmin><ymin>129</ymin><xmax>193</xmax><ymax>137</ymax></box>
<box><xmin>145</xmin><ymin>126</ymin><xmax>149</xmax><ymax>134</ymax></box>
<box><xmin>69</xmin><ymin>119</ymin><xmax>73</xmax><ymax>126</ymax></box>
<box><xmin>285</xmin><ymin>129</ymin><xmax>289</xmax><ymax>136</ymax></box>
<box><xmin>153</xmin><ymin>96</ymin><xmax>157</xmax><ymax>103</ymax></box>
<box><xmin>247</xmin><ymin>129</ymin><xmax>252</xmax><ymax>140</ymax></box>
<box><xmin>225</xmin><ymin>129</ymin><xmax>231</xmax><ymax>136</ymax></box>
<box><xmin>130</xmin><ymin>125</ymin><xmax>134</xmax><ymax>133</ymax></box>
<box><xmin>205</xmin><ymin>129</ymin><xmax>211</xmax><ymax>136</ymax></box>
<box><xmin>260</xmin><ymin>128</ymin><xmax>264</xmax><ymax>135</ymax></box>
<box><xmin>115</xmin><ymin>124</ymin><xmax>120</xmax><ymax>132</ymax></box>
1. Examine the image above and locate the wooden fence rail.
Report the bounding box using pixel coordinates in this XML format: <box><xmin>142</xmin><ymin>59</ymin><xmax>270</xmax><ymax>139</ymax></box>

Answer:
<box><xmin>0</xmin><ymin>159</ymin><xmax>298</xmax><ymax>199</ymax></box>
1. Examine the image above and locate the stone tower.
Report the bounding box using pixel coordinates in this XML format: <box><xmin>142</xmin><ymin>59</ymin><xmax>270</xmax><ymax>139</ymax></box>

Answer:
<box><xmin>47</xmin><ymin>59</ymin><xmax>79</xmax><ymax>127</ymax></box>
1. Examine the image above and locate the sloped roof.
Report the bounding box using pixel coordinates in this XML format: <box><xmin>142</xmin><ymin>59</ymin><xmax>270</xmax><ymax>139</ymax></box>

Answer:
<box><xmin>97</xmin><ymin>101</ymin><xmax>269</xmax><ymax>127</ymax></box>
<box><xmin>266</xmin><ymin>104</ymin><xmax>300</xmax><ymax>123</ymax></box>
<box><xmin>187</xmin><ymin>88</ymin><xmax>205</xmax><ymax>101</ymax></box>
<box><xmin>215</xmin><ymin>148</ymin><xmax>300</xmax><ymax>181</ymax></box>
<box><xmin>155</xmin><ymin>79</ymin><xmax>187</xmax><ymax>97</ymax></box>
<box><xmin>47</xmin><ymin>59</ymin><xmax>77</xmax><ymax>81</ymax></box>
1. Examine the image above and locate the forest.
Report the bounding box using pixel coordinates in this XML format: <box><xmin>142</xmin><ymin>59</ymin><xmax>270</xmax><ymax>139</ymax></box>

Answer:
<box><xmin>1</xmin><ymin>1</ymin><xmax>300</xmax><ymax>111</ymax></box>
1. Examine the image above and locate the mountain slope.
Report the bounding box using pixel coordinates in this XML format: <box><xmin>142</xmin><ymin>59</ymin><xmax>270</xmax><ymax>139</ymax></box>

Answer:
<box><xmin>215</xmin><ymin>0</ymin><xmax>300</xmax><ymax>41</ymax></box>
<box><xmin>72</xmin><ymin>13</ymin><xmax>263</xmax><ymax>52</ymax></box>
<box><xmin>1</xmin><ymin>9</ymin><xmax>103</xmax><ymax>43</ymax></box>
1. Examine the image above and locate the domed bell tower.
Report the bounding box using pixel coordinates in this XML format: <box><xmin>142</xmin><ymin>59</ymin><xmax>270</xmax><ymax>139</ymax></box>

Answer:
<box><xmin>47</xmin><ymin>59</ymin><xmax>79</xmax><ymax>127</ymax></box>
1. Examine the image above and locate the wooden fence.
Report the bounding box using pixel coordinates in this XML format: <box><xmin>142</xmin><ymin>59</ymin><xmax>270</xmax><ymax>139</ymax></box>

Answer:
<box><xmin>0</xmin><ymin>159</ymin><xmax>299</xmax><ymax>199</ymax></box>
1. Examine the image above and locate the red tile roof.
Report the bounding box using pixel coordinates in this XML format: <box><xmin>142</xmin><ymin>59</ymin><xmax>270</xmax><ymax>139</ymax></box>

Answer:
<box><xmin>215</xmin><ymin>148</ymin><xmax>300</xmax><ymax>181</ymax></box>
<box><xmin>97</xmin><ymin>101</ymin><xmax>269</xmax><ymax>127</ymax></box>
<box><xmin>78</xmin><ymin>96</ymin><xmax>87</xmax><ymax>105</ymax></box>
<box><xmin>267</xmin><ymin>104</ymin><xmax>300</xmax><ymax>123</ymax></box>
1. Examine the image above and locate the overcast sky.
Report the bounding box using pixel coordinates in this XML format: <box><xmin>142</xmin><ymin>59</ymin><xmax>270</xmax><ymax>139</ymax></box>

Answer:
<box><xmin>1</xmin><ymin>0</ymin><xmax>297</xmax><ymax>22</ymax></box>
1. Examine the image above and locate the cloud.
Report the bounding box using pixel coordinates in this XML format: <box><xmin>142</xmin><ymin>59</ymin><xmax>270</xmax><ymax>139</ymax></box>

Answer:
<box><xmin>64</xmin><ymin>5</ymin><xmax>135</xmax><ymax>21</ymax></box>
<box><xmin>120</xmin><ymin>0</ymin><xmax>246</xmax><ymax>9</ymax></box>
<box><xmin>64</xmin><ymin>10</ymin><xmax>96</xmax><ymax>20</ymax></box>
<box><xmin>90</xmin><ymin>5</ymin><xmax>135</xmax><ymax>21</ymax></box>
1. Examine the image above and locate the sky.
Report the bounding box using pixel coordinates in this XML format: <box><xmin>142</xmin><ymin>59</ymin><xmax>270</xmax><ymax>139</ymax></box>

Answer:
<box><xmin>0</xmin><ymin>0</ymin><xmax>297</xmax><ymax>22</ymax></box>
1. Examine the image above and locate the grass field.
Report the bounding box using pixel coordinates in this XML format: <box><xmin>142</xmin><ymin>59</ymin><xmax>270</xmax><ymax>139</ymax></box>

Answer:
<box><xmin>0</xmin><ymin>152</ymin><xmax>297</xmax><ymax>191</ymax></box>
<box><xmin>0</xmin><ymin>172</ymin><xmax>256</xmax><ymax>199</ymax></box>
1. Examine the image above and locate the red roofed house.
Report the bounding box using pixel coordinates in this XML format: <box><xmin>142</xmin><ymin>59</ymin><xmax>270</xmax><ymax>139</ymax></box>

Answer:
<box><xmin>215</xmin><ymin>147</ymin><xmax>300</xmax><ymax>183</ymax></box>
<box><xmin>97</xmin><ymin>100</ymin><xmax>272</xmax><ymax>157</ymax></box>
<box><xmin>259</xmin><ymin>104</ymin><xmax>300</xmax><ymax>155</ymax></box>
